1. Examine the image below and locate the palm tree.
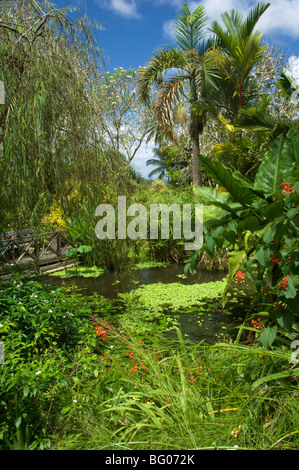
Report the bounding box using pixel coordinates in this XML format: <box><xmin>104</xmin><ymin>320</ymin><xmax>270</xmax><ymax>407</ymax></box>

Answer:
<box><xmin>146</xmin><ymin>147</ymin><xmax>168</xmax><ymax>180</ymax></box>
<box><xmin>138</xmin><ymin>2</ymin><xmax>219</xmax><ymax>186</ymax></box>
<box><xmin>211</xmin><ymin>2</ymin><xmax>270</xmax><ymax>120</ymax></box>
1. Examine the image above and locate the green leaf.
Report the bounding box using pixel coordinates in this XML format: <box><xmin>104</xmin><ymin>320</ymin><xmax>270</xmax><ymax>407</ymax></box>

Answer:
<box><xmin>255</xmin><ymin>247</ymin><xmax>271</xmax><ymax>267</ymax></box>
<box><xmin>254</xmin><ymin>130</ymin><xmax>299</xmax><ymax>195</ymax></box>
<box><xmin>287</xmin><ymin>208</ymin><xmax>298</xmax><ymax>219</ymax></box>
<box><xmin>193</xmin><ymin>185</ymin><xmax>242</xmax><ymax>213</ymax></box>
<box><xmin>244</xmin><ymin>215</ymin><xmax>260</xmax><ymax>231</ymax></box>
<box><xmin>223</xmin><ymin>250</ymin><xmax>246</xmax><ymax>304</ymax></box>
<box><xmin>199</xmin><ymin>154</ymin><xmax>257</xmax><ymax>207</ymax></box>
<box><xmin>252</xmin><ymin>368</ymin><xmax>299</xmax><ymax>389</ymax></box>
<box><xmin>281</xmin><ymin>129</ymin><xmax>299</xmax><ymax>166</ymax></box>
<box><xmin>284</xmin><ymin>277</ymin><xmax>297</xmax><ymax>299</ymax></box>
<box><xmin>23</xmin><ymin>385</ymin><xmax>29</xmax><ymax>398</ymax></box>
<box><xmin>202</xmin><ymin>205</ymin><xmax>231</xmax><ymax>228</ymax></box>
<box><xmin>260</xmin><ymin>201</ymin><xmax>285</xmax><ymax>221</ymax></box>
<box><xmin>206</xmin><ymin>236</ymin><xmax>215</xmax><ymax>256</ymax></box>
<box><xmin>15</xmin><ymin>416</ymin><xmax>22</xmax><ymax>428</ymax></box>
<box><xmin>223</xmin><ymin>230</ymin><xmax>237</xmax><ymax>244</ymax></box>
<box><xmin>259</xmin><ymin>325</ymin><xmax>277</xmax><ymax>349</ymax></box>
<box><xmin>274</xmin><ymin>310</ymin><xmax>294</xmax><ymax>332</ymax></box>
<box><xmin>262</xmin><ymin>228</ymin><xmax>276</xmax><ymax>245</ymax></box>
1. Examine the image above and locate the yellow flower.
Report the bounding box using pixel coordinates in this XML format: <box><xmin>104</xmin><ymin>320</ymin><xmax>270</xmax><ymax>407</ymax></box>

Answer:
<box><xmin>231</xmin><ymin>424</ymin><xmax>242</xmax><ymax>438</ymax></box>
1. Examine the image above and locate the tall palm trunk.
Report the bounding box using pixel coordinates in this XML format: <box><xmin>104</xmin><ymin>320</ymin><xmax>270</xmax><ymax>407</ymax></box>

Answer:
<box><xmin>190</xmin><ymin>76</ymin><xmax>203</xmax><ymax>186</ymax></box>
<box><xmin>190</xmin><ymin>112</ymin><xmax>202</xmax><ymax>186</ymax></box>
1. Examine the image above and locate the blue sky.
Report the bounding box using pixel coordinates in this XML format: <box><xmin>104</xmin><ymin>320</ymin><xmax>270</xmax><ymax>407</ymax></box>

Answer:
<box><xmin>53</xmin><ymin>0</ymin><xmax>299</xmax><ymax>176</ymax></box>
<box><xmin>56</xmin><ymin>0</ymin><xmax>299</xmax><ymax>72</ymax></box>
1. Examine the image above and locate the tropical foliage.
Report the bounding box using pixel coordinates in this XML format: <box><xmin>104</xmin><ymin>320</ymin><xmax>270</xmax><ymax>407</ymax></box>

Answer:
<box><xmin>0</xmin><ymin>0</ymin><xmax>299</xmax><ymax>452</ymax></box>
<box><xmin>188</xmin><ymin>130</ymin><xmax>299</xmax><ymax>348</ymax></box>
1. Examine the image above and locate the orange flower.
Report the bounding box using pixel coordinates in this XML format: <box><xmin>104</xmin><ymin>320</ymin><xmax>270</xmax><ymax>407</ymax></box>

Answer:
<box><xmin>279</xmin><ymin>277</ymin><xmax>289</xmax><ymax>290</ymax></box>
<box><xmin>236</xmin><ymin>270</ymin><xmax>247</xmax><ymax>284</ymax></box>
<box><xmin>280</xmin><ymin>182</ymin><xmax>295</xmax><ymax>194</ymax></box>
<box><xmin>94</xmin><ymin>322</ymin><xmax>110</xmax><ymax>340</ymax></box>
<box><xmin>270</xmin><ymin>254</ymin><xmax>279</xmax><ymax>264</ymax></box>
<box><xmin>251</xmin><ymin>318</ymin><xmax>263</xmax><ymax>330</ymax></box>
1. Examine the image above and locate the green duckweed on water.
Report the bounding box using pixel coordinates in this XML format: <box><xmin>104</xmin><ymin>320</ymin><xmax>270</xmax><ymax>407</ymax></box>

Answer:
<box><xmin>48</xmin><ymin>265</ymin><xmax>107</xmax><ymax>278</ymax></box>
<box><xmin>117</xmin><ymin>280</ymin><xmax>227</xmax><ymax>335</ymax></box>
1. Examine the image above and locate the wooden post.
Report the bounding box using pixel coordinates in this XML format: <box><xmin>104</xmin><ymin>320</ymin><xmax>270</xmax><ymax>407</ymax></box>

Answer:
<box><xmin>57</xmin><ymin>232</ymin><xmax>61</xmax><ymax>256</ymax></box>
<box><xmin>34</xmin><ymin>237</ymin><xmax>40</xmax><ymax>260</ymax></box>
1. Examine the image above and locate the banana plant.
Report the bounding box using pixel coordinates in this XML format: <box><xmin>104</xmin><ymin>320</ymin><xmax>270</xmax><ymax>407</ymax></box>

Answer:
<box><xmin>189</xmin><ymin>129</ymin><xmax>299</xmax><ymax>345</ymax></box>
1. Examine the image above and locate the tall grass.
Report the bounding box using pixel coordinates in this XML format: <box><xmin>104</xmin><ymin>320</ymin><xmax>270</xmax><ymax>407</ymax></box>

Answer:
<box><xmin>56</xmin><ymin>323</ymin><xmax>299</xmax><ymax>450</ymax></box>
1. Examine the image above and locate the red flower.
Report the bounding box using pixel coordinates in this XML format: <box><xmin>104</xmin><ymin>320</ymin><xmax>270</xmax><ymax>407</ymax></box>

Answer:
<box><xmin>270</xmin><ymin>254</ymin><xmax>279</xmax><ymax>264</ymax></box>
<box><xmin>251</xmin><ymin>318</ymin><xmax>263</xmax><ymax>330</ymax></box>
<box><xmin>279</xmin><ymin>277</ymin><xmax>289</xmax><ymax>290</ymax></box>
<box><xmin>280</xmin><ymin>182</ymin><xmax>295</xmax><ymax>194</ymax></box>
<box><xmin>236</xmin><ymin>270</ymin><xmax>247</xmax><ymax>284</ymax></box>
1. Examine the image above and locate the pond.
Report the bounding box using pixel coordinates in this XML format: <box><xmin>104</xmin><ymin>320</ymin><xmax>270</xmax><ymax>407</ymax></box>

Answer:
<box><xmin>44</xmin><ymin>263</ymin><xmax>248</xmax><ymax>344</ymax></box>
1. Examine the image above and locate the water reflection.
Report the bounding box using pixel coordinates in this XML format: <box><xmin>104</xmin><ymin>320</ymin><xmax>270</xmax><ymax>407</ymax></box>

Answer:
<box><xmin>45</xmin><ymin>263</ymin><xmax>225</xmax><ymax>299</ymax></box>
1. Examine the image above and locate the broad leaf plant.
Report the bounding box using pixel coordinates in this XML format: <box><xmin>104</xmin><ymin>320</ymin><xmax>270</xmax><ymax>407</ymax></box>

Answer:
<box><xmin>189</xmin><ymin>129</ymin><xmax>299</xmax><ymax>348</ymax></box>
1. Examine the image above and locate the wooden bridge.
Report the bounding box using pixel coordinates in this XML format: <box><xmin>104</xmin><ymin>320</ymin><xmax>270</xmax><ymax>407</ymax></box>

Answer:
<box><xmin>0</xmin><ymin>229</ymin><xmax>75</xmax><ymax>274</ymax></box>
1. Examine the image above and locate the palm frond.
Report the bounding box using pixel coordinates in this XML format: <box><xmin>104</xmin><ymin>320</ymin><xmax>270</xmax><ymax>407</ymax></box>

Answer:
<box><xmin>242</xmin><ymin>2</ymin><xmax>270</xmax><ymax>38</ymax></box>
<box><xmin>175</xmin><ymin>2</ymin><xmax>208</xmax><ymax>52</ymax></box>
<box><xmin>137</xmin><ymin>46</ymin><xmax>188</xmax><ymax>103</ymax></box>
<box><xmin>155</xmin><ymin>75</ymin><xmax>188</xmax><ymax>142</ymax></box>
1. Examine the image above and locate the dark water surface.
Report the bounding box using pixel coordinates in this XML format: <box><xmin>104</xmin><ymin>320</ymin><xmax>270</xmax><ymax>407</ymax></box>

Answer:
<box><xmin>44</xmin><ymin>264</ymin><xmax>243</xmax><ymax>343</ymax></box>
<box><xmin>45</xmin><ymin>263</ymin><xmax>225</xmax><ymax>298</ymax></box>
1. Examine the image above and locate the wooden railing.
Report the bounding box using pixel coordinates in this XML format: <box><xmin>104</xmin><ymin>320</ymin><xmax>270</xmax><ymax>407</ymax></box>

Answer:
<box><xmin>0</xmin><ymin>229</ymin><xmax>73</xmax><ymax>267</ymax></box>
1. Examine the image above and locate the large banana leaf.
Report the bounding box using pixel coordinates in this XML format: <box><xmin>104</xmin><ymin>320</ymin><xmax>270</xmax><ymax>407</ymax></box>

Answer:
<box><xmin>254</xmin><ymin>130</ymin><xmax>299</xmax><ymax>195</ymax></box>
<box><xmin>199</xmin><ymin>154</ymin><xmax>258</xmax><ymax>206</ymax></box>
<box><xmin>194</xmin><ymin>185</ymin><xmax>243</xmax><ymax>212</ymax></box>
<box><xmin>202</xmin><ymin>205</ymin><xmax>231</xmax><ymax>228</ymax></box>
<box><xmin>282</xmin><ymin>129</ymin><xmax>299</xmax><ymax>165</ymax></box>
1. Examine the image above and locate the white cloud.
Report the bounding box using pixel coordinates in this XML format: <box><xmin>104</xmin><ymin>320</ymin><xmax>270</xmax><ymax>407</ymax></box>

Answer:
<box><xmin>130</xmin><ymin>140</ymin><xmax>156</xmax><ymax>178</ymax></box>
<box><xmin>95</xmin><ymin>0</ymin><xmax>141</xmax><ymax>19</ymax></box>
<box><xmin>162</xmin><ymin>18</ymin><xmax>176</xmax><ymax>40</ymax></box>
<box><xmin>162</xmin><ymin>0</ymin><xmax>299</xmax><ymax>41</ymax></box>
<box><xmin>154</xmin><ymin>0</ymin><xmax>183</xmax><ymax>7</ymax></box>
<box><xmin>256</xmin><ymin>0</ymin><xmax>299</xmax><ymax>39</ymax></box>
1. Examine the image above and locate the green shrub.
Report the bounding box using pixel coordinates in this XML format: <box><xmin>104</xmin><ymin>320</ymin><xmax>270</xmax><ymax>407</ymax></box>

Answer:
<box><xmin>0</xmin><ymin>277</ymin><xmax>109</xmax><ymax>449</ymax></box>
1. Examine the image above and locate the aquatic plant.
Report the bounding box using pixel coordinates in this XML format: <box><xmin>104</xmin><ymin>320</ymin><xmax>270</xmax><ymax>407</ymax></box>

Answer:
<box><xmin>117</xmin><ymin>280</ymin><xmax>226</xmax><ymax>335</ymax></box>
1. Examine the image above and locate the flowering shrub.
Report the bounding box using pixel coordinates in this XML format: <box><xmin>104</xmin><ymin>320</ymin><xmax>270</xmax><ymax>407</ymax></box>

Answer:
<box><xmin>190</xmin><ymin>130</ymin><xmax>299</xmax><ymax>348</ymax></box>
<box><xmin>0</xmin><ymin>278</ymin><xmax>105</xmax><ymax>449</ymax></box>
<box><xmin>41</xmin><ymin>198</ymin><xmax>67</xmax><ymax>231</ymax></box>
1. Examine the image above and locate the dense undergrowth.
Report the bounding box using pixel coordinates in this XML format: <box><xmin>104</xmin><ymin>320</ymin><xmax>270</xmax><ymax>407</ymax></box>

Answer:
<box><xmin>0</xmin><ymin>276</ymin><xmax>298</xmax><ymax>450</ymax></box>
